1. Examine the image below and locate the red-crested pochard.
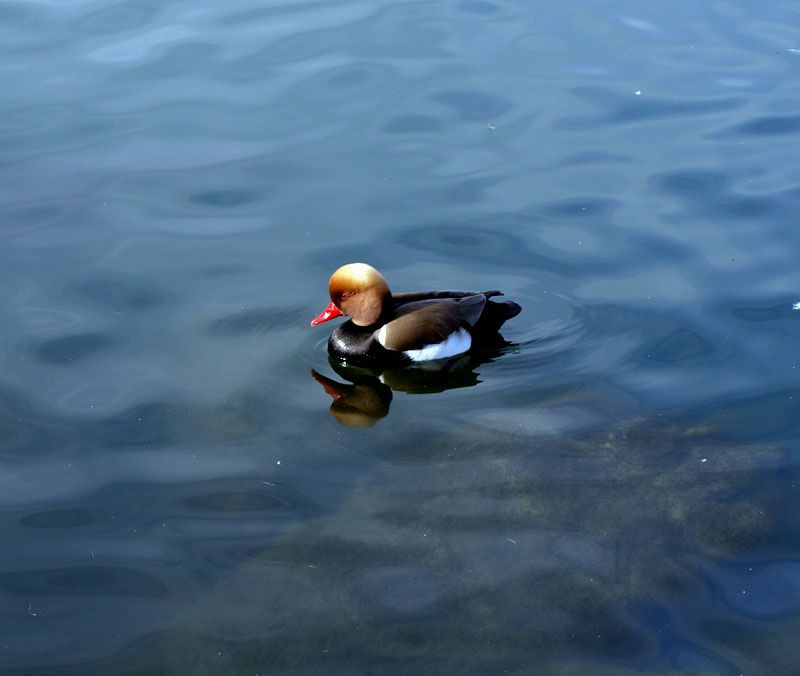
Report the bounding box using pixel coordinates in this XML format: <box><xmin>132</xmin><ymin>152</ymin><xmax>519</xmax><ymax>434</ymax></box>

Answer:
<box><xmin>310</xmin><ymin>263</ymin><xmax>521</xmax><ymax>367</ymax></box>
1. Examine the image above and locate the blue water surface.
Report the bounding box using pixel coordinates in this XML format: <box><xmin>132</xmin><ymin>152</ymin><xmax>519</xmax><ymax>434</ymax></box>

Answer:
<box><xmin>1</xmin><ymin>0</ymin><xmax>800</xmax><ymax>673</ymax></box>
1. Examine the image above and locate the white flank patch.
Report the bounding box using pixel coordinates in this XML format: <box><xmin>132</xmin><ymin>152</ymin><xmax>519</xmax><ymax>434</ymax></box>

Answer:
<box><xmin>377</xmin><ymin>325</ymin><xmax>388</xmax><ymax>345</ymax></box>
<box><xmin>403</xmin><ymin>328</ymin><xmax>472</xmax><ymax>362</ymax></box>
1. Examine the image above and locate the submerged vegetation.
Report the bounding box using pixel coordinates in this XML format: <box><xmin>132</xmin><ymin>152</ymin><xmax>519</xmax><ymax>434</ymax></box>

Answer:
<box><xmin>68</xmin><ymin>416</ymin><xmax>791</xmax><ymax>675</ymax></box>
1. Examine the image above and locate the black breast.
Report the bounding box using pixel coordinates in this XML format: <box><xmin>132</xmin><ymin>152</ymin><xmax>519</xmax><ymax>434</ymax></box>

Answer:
<box><xmin>328</xmin><ymin>322</ymin><xmax>409</xmax><ymax>367</ymax></box>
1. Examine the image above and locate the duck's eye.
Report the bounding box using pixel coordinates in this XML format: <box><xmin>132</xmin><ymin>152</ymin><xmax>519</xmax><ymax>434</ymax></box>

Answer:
<box><xmin>340</xmin><ymin>292</ymin><xmax>349</xmax><ymax>300</ymax></box>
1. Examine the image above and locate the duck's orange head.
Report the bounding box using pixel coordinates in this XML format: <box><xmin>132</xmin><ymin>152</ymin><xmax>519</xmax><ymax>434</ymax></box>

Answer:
<box><xmin>310</xmin><ymin>263</ymin><xmax>391</xmax><ymax>327</ymax></box>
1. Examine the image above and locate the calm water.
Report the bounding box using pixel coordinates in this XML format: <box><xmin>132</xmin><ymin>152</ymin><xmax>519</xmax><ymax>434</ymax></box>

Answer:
<box><xmin>2</xmin><ymin>0</ymin><xmax>800</xmax><ymax>673</ymax></box>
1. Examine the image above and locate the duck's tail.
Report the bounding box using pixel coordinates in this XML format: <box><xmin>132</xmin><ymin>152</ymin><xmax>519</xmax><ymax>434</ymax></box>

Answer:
<box><xmin>478</xmin><ymin>291</ymin><xmax>521</xmax><ymax>335</ymax></box>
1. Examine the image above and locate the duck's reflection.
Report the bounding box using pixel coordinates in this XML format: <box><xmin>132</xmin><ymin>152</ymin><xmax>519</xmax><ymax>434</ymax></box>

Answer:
<box><xmin>311</xmin><ymin>369</ymin><xmax>392</xmax><ymax>428</ymax></box>
<box><xmin>311</xmin><ymin>348</ymin><xmax>502</xmax><ymax>427</ymax></box>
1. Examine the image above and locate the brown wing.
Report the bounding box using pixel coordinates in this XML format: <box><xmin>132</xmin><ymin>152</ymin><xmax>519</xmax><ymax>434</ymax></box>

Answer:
<box><xmin>379</xmin><ymin>295</ymin><xmax>486</xmax><ymax>352</ymax></box>
<box><xmin>391</xmin><ymin>290</ymin><xmax>503</xmax><ymax>303</ymax></box>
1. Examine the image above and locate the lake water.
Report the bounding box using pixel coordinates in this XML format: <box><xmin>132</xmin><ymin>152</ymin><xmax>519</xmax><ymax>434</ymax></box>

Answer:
<box><xmin>2</xmin><ymin>0</ymin><xmax>800</xmax><ymax>673</ymax></box>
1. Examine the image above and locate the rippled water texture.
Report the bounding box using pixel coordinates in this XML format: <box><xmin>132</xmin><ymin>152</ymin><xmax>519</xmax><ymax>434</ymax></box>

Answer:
<box><xmin>2</xmin><ymin>0</ymin><xmax>800</xmax><ymax>673</ymax></box>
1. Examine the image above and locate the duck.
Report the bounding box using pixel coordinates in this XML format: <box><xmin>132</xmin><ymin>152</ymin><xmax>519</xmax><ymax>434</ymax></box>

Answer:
<box><xmin>310</xmin><ymin>263</ymin><xmax>521</xmax><ymax>367</ymax></box>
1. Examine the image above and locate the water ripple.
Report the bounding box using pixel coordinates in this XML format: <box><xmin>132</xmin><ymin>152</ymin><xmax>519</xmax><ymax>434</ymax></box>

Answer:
<box><xmin>557</xmin><ymin>87</ymin><xmax>744</xmax><ymax>129</ymax></box>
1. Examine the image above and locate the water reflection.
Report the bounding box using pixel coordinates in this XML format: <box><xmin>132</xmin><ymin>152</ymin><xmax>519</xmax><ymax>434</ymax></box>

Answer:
<box><xmin>311</xmin><ymin>336</ymin><xmax>515</xmax><ymax>427</ymax></box>
<box><xmin>311</xmin><ymin>369</ymin><xmax>392</xmax><ymax>428</ymax></box>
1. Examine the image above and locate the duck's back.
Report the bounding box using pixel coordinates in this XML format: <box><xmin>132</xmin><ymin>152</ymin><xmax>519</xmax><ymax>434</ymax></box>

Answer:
<box><xmin>391</xmin><ymin>289</ymin><xmax>521</xmax><ymax>336</ymax></box>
